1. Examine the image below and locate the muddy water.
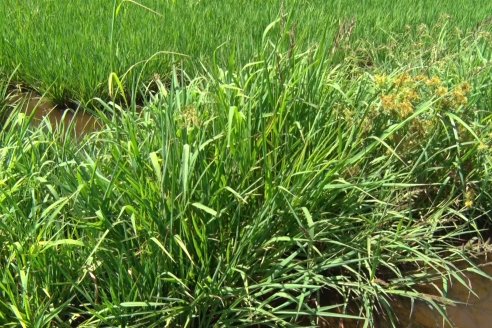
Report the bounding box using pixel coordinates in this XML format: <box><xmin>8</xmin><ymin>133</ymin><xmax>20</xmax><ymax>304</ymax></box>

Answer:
<box><xmin>6</xmin><ymin>91</ymin><xmax>101</xmax><ymax>138</ymax></box>
<box><xmin>383</xmin><ymin>259</ymin><xmax>492</xmax><ymax>328</ymax></box>
<box><xmin>323</xmin><ymin>255</ymin><xmax>492</xmax><ymax>328</ymax></box>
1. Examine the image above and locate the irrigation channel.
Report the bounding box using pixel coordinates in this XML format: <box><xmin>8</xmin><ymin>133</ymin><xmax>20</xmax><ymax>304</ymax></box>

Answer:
<box><xmin>379</xmin><ymin>252</ymin><xmax>492</xmax><ymax>328</ymax></box>
<box><xmin>319</xmin><ymin>250</ymin><xmax>492</xmax><ymax>328</ymax></box>
<box><xmin>5</xmin><ymin>92</ymin><xmax>492</xmax><ymax>328</ymax></box>
<box><xmin>7</xmin><ymin>91</ymin><xmax>101</xmax><ymax>138</ymax></box>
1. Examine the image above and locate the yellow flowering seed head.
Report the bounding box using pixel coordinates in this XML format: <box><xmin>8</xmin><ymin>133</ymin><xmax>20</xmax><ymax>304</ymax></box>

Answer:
<box><xmin>410</xmin><ymin>119</ymin><xmax>427</xmax><ymax>136</ymax></box>
<box><xmin>374</xmin><ymin>74</ymin><xmax>387</xmax><ymax>87</ymax></box>
<box><xmin>426</xmin><ymin>76</ymin><xmax>442</xmax><ymax>87</ymax></box>
<box><xmin>362</xmin><ymin>118</ymin><xmax>374</xmax><ymax>134</ymax></box>
<box><xmin>181</xmin><ymin>105</ymin><xmax>200</xmax><ymax>127</ymax></box>
<box><xmin>343</xmin><ymin>108</ymin><xmax>355</xmax><ymax>123</ymax></box>
<box><xmin>416</xmin><ymin>119</ymin><xmax>433</xmax><ymax>136</ymax></box>
<box><xmin>460</xmin><ymin>82</ymin><xmax>472</xmax><ymax>94</ymax></box>
<box><xmin>368</xmin><ymin>104</ymin><xmax>379</xmax><ymax>118</ymax></box>
<box><xmin>415</xmin><ymin>74</ymin><xmax>427</xmax><ymax>82</ymax></box>
<box><xmin>395</xmin><ymin>73</ymin><xmax>412</xmax><ymax>87</ymax></box>
<box><xmin>436</xmin><ymin>86</ymin><xmax>448</xmax><ymax>97</ymax></box>
<box><xmin>403</xmin><ymin>88</ymin><xmax>420</xmax><ymax>102</ymax></box>
<box><xmin>440</xmin><ymin>98</ymin><xmax>452</xmax><ymax>109</ymax></box>
<box><xmin>478</xmin><ymin>142</ymin><xmax>488</xmax><ymax>152</ymax></box>
<box><xmin>381</xmin><ymin>94</ymin><xmax>396</xmax><ymax>112</ymax></box>
<box><xmin>418</xmin><ymin>24</ymin><xmax>428</xmax><ymax>34</ymax></box>
<box><xmin>397</xmin><ymin>101</ymin><xmax>414</xmax><ymax>118</ymax></box>
<box><xmin>464</xmin><ymin>189</ymin><xmax>474</xmax><ymax>208</ymax></box>
<box><xmin>452</xmin><ymin>89</ymin><xmax>468</xmax><ymax>106</ymax></box>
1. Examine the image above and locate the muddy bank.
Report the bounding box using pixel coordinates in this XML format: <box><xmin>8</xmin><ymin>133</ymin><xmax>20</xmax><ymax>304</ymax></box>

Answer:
<box><xmin>5</xmin><ymin>91</ymin><xmax>101</xmax><ymax>138</ymax></box>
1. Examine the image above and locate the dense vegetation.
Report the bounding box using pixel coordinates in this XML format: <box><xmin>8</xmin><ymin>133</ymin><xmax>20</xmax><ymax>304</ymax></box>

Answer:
<box><xmin>2</xmin><ymin>0</ymin><xmax>492</xmax><ymax>102</ymax></box>
<box><xmin>1</xmin><ymin>1</ymin><xmax>492</xmax><ymax>327</ymax></box>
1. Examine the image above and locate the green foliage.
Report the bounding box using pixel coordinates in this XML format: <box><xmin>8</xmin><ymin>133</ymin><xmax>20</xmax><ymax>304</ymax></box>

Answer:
<box><xmin>1</xmin><ymin>2</ymin><xmax>492</xmax><ymax>327</ymax></box>
<box><xmin>1</xmin><ymin>0</ymin><xmax>492</xmax><ymax>102</ymax></box>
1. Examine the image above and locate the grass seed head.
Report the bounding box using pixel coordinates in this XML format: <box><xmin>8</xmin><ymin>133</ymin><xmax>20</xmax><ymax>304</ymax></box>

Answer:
<box><xmin>436</xmin><ymin>86</ymin><xmax>448</xmax><ymax>97</ymax></box>
<box><xmin>426</xmin><ymin>76</ymin><xmax>442</xmax><ymax>87</ymax></box>
<box><xmin>374</xmin><ymin>74</ymin><xmax>388</xmax><ymax>87</ymax></box>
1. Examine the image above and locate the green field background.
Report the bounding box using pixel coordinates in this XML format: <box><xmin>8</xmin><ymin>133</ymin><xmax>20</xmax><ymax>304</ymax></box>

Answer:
<box><xmin>1</xmin><ymin>0</ymin><xmax>491</xmax><ymax>101</ymax></box>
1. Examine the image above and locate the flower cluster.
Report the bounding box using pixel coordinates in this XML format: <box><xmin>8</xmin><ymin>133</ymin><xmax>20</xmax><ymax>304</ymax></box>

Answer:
<box><xmin>375</xmin><ymin>73</ymin><xmax>472</xmax><ymax>118</ymax></box>
<box><xmin>364</xmin><ymin>72</ymin><xmax>474</xmax><ymax>155</ymax></box>
<box><xmin>334</xmin><ymin>72</ymin><xmax>475</xmax><ymax>159</ymax></box>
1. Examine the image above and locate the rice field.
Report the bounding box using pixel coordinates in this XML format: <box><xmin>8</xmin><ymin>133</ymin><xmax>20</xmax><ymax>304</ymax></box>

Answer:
<box><xmin>1</xmin><ymin>1</ymin><xmax>492</xmax><ymax>327</ymax></box>
<box><xmin>2</xmin><ymin>0</ymin><xmax>492</xmax><ymax>102</ymax></box>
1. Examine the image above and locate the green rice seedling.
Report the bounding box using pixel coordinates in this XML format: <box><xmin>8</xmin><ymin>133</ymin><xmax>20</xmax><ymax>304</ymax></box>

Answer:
<box><xmin>1</xmin><ymin>0</ymin><xmax>492</xmax><ymax>103</ymax></box>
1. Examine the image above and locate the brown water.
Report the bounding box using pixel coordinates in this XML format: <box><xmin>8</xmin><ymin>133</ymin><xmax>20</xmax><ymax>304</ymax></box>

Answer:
<box><xmin>383</xmin><ymin>259</ymin><xmax>492</xmax><ymax>328</ymax></box>
<box><xmin>321</xmin><ymin>255</ymin><xmax>492</xmax><ymax>328</ymax></box>
<box><xmin>6</xmin><ymin>91</ymin><xmax>101</xmax><ymax>138</ymax></box>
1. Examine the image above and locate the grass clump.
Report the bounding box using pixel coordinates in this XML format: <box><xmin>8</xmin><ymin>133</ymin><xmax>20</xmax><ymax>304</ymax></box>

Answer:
<box><xmin>0</xmin><ymin>20</ymin><xmax>492</xmax><ymax>327</ymax></box>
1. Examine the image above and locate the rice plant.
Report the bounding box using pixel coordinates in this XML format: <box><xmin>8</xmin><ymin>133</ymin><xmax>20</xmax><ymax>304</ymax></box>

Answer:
<box><xmin>0</xmin><ymin>15</ymin><xmax>491</xmax><ymax>327</ymax></box>
<box><xmin>1</xmin><ymin>0</ymin><xmax>492</xmax><ymax>103</ymax></box>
